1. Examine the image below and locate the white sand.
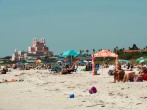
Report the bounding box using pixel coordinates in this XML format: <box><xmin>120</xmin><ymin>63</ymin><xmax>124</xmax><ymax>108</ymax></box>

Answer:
<box><xmin>0</xmin><ymin>67</ymin><xmax>147</xmax><ymax>110</ymax></box>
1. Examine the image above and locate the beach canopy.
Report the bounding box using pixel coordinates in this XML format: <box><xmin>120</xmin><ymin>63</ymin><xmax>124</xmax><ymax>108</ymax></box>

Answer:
<box><xmin>93</xmin><ymin>49</ymin><xmax>118</xmax><ymax>57</ymax></box>
<box><xmin>92</xmin><ymin>49</ymin><xmax>118</xmax><ymax>75</ymax></box>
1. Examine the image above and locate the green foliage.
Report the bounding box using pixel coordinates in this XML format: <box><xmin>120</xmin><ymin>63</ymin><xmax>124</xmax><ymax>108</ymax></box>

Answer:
<box><xmin>79</xmin><ymin>44</ymin><xmax>147</xmax><ymax>61</ymax></box>
<box><xmin>2</xmin><ymin>56</ymin><xmax>12</xmax><ymax>59</ymax></box>
<box><xmin>129</xmin><ymin>44</ymin><xmax>139</xmax><ymax>50</ymax></box>
<box><xmin>92</xmin><ymin>49</ymin><xmax>95</xmax><ymax>54</ymax></box>
<box><xmin>86</xmin><ymin>50</ymin><xmax>89</xmax><ymax>55</ymax></box>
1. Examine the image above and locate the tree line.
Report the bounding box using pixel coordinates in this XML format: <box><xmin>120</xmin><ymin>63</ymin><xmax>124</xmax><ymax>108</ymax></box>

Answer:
<box><xmin>1</xmin><ymin>44</ymin><xmax>147</xmax><ymax>64</ymax></box>
<box><xmin>79</xmin><ymin>44</ymin><xmax>147</xmax><ymax>60</ymax></box>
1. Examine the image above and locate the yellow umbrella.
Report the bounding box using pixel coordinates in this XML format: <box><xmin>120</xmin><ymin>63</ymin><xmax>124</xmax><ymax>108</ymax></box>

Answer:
<box><xmin>36</xmin><ymin>59</ymin><xmax>42</xmax><ymax>63</ymax></box>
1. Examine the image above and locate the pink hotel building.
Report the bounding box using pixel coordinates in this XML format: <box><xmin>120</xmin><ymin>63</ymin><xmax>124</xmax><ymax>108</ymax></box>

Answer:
<box><xmin>12</xmin><ymin>38</ymin><xmax>53</xmax><ymax>62</ymax></box>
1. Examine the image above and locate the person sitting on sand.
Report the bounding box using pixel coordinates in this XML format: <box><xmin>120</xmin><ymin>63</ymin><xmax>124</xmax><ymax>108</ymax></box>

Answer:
<box><xmin>130</xmin><ymin>64</ymin><xmax>134</xmax><ymax>71</ymax></box>
<box><xmin>0</xmin><ymin>68</ymin><xmax>7</xmax><ymax>74</ymax></box>
<box><xmin>123</xmin><ymin>68</ymin><xmax>147</xmax><ymax>82</ymax></box>
<box><xmin>123</xmin><ymin>72</ymin><xmax>135</xmax><ymax>82</ymax></box>
<box><xmin>112</xmin><ymin>67</ymin><xmax>125</xmax><ymax>83</ymax></box>
<box><xmin>108</xmin><ymin>66</ymin><xmax>116</xmax><ymax>75</ymax></box>
<box><xmin>60</xmin><ymin>64</ymin><xmax>75</xmax><ymax>74</ymax></box>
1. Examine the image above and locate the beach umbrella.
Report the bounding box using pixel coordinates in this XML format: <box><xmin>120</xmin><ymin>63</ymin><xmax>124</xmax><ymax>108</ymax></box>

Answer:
<box><xmin>17</xmin><ymin>62</ymin><xmax>23</xmax><ymax>65</ymax></box>
<box><xmin>62</xmin><ymin>50</ymin><xmax>81</xmax><ymax>62</ymax></box>
<box><xmin>136</xmin><ymin>56</ymin><xmax>147</xmax><ymax>63</ymax></box>
<box><xmin>35</xmin><ymin>59</ymin><xmax>42</xmax><ymax>63</ymax></box>
<box><xmin>138</xmin><ymin>58</ymin><xmax>147</xmax><ymax>64</ymax></box>
<box><xmin>118</xmin><ymin>59</ymin><xmax>131</xmax><ymax>64</ymax></box>
<box><xmin>62</xmin><ymin>50</ymin><xmax>81</xmax><ymax>56</ymax></box>
<box><xmin>136</xmin><ymin>57</ymin><xmax>143</xmax><ymax>62</ymax></box>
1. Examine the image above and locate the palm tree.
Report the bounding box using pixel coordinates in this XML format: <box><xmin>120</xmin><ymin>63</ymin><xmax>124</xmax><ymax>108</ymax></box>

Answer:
<box><xmin>113</xmin><ymin>48</ymin><xmax>116</xmax><ymax>53</ymax></box>
<box><xmin>82</xmin><ymin>50</ymin><xmax>84</xmax><ymax>54</ymax></box>
<box><xmin>144</xmin><ymin>46</ymin><xmax>147</xmax><ymax>50</ymax></box>
<box><xmin>98</xmin><ymin>49</ymin><xmax>102</xmax><ymax>52</ymax></box>
<box><xmin>92</xmin><ymin>49</ymin><xmax>95</xmax><ymax>54</ymax></box>
<box><xmin>79</xmin><ymin>50</ymin><xmax>82</xmax><ymax>54</ymax></box>
<box><xmin>86</xmin><ymin>50</ymin><xmax>89</xmax><ymax>56</ymax></box>
<box><xmin>132</xmin><ymin>44</ymin><xmax>139</xmax><ymax>50</ymax></box>
<box><xmin>113</xmin><ymin>47</ymin><xmax>119</xmax><ymax>54</ymax></box>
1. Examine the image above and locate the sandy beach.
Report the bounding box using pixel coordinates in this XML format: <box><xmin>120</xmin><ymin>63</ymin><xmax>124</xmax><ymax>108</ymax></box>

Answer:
<box><xmin>0</xmin><ymin>66</ymin><xmax>147</xmax><ymax>110</ymax></box>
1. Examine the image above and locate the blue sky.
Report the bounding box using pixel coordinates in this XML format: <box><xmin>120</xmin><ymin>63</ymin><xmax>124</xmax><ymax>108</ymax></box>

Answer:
<box><xmin>0</xmin><ymin>0</ymin><xmax>147</xmax><ymax>57</ymax></box>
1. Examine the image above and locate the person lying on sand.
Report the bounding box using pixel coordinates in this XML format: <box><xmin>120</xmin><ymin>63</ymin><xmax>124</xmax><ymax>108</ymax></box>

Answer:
<box><xmin>60</xmin><ymin>64</ymin><xmax>75</xmax><ymax>74</ymax></box>
<box><xmin>123</xmin><ymin>72</ymin><xmax>135</xmax><ymax>82</ymax></box>
<box><xmin>123</xmin><ymin>68</ymin><xmax>147</xmax><ymax>82</ymax></box>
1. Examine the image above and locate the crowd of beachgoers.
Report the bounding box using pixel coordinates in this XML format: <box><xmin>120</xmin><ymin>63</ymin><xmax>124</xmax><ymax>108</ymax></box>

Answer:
<box><xmin>1</xmin><ymin>60</ymin><xmax>147</xmax><ymax>82</ymax></box>
<box><xmin>0</xmin><ymin>61</ymin><xmax>147</xmax><ymax>110</ymax></box>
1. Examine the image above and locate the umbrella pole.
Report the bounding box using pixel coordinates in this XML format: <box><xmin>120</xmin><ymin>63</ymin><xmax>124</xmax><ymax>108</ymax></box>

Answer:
<box><xmin>71</xmin><ymin>56</ymin><xmax>72</xmax><ymax>63</ymax></box>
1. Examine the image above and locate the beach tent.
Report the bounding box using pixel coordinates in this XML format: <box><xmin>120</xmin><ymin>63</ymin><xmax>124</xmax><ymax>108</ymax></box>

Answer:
<box><xmin>92</xmin><ymin>50</ymin><xmax>118</xmax><ymax>75</ymax></box>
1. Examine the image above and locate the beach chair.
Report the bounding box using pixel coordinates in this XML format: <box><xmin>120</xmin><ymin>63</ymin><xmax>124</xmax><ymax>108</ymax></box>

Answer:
<box><xmin>95</xmin><ymin>65</ymin><xmax>99</xmax><ymax>71</ymax></box>
<box><xmin>49</xmin><ymin>66</ymin><xmax>62</xmax><ymax>74</ymax></box>
<box><xmin>69</xmin><ymin>64</ymin><xmax>78</xmax><ymax>73</ymax></box>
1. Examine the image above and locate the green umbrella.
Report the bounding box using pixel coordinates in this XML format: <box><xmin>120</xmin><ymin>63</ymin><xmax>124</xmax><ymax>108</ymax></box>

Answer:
<box><xmin>138</xmin><ymin>57</ymin><xmax>147</xmax><ymax>64</ymax></box>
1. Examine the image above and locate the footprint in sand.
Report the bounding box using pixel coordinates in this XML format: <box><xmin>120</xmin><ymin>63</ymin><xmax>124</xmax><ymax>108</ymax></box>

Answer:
<box><xmin>136</xmin><ymin>103</ymin><xmax>142</xmax><ymax>105</ymax></box>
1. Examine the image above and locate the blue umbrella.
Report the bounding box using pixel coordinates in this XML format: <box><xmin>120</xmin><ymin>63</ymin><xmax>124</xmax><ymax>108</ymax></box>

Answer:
<box><xmin>62</xmin><ymin>50</ymin><xmax>81</xmax><ymax>62</ymax></box>
<box><xmin>62</xmin><ymin>50</ymin><xmax>81</xmax><ymax>56</ymax></box>
<box><xmin>118</xmin><ymin>59</ymin><xmax>131</xmax><ymax>63</ymax></box>
<box><xmin>17</xmin><ymin>62</ymin><xmax>23</xmax><ymax>65</ymax></box>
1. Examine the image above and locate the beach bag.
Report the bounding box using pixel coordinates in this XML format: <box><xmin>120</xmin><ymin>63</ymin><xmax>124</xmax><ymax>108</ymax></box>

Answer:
<box><xmin>89</xmin><ymin>86</ymin><xmax>97</xmax><ymax>94</ymax></box>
